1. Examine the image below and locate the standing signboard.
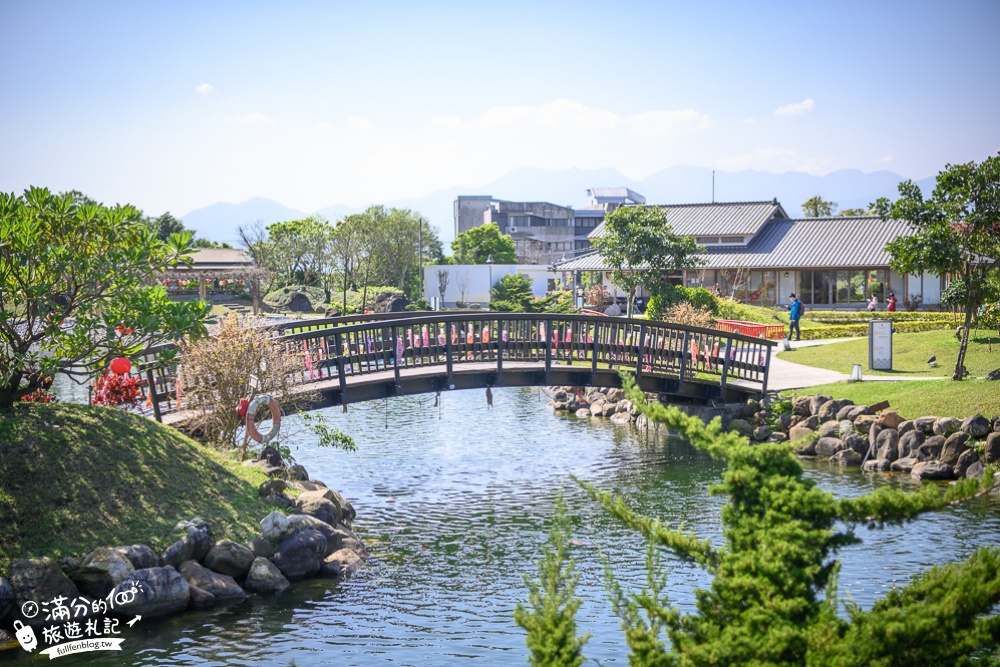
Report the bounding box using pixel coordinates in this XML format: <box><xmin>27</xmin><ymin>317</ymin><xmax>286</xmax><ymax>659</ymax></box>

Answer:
<box><xmin>869</xmin><ymin>320</ymin><xmax>893</xmax><ymax>370</ymax></box>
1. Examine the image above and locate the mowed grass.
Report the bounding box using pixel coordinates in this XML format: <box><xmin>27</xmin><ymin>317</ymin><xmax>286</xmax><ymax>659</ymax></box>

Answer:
<box><xmin>0</xmin><ymin>402</ymin><xmax>276</xmax><ymax>575</ymax></box>
<box><xmin>777</xmin><ymin>329</ymin><xmax>1000</xmax><ymax>377</ymax></box>
<box><xmin>781</xmin><ymin>379</ymin><xmax>1000</xmax><ymax>420</ymax></box>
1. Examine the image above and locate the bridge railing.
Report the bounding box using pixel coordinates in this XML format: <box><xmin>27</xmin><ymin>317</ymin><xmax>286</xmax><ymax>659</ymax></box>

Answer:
<box><xmin>133</xmin><ymin>312</ymin><xmax>774</xmax><ymax>422</ymax></box>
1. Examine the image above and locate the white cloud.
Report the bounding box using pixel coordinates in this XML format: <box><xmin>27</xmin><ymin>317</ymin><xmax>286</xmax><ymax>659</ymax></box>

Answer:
<box><xmin>472</xmin><ymin>99</ymin><xmax>710</xmax><ymax>136</ymax></box>
<box><xmin>224</xmin><ymin>112</ymin><xmax>273</xmax><ymax>124</ymax></box>
<box><xmin>346</xmin><ymin>116</ymin><xmax>372</xmax><ymax>130</ymax></box>
<box><xmin>195</xmin><ymin>83</ymin><xmax>214</xmax><ymax>94</ymax></box>
<box><xmin>774</xmin><ymin>98</ymin><xmax>815</xmax><ymax>116</ymax></box>
<box><xmin>625</xmin><ymin>109</ymin><xmax>712</xmax><ymax>135</ymax></box>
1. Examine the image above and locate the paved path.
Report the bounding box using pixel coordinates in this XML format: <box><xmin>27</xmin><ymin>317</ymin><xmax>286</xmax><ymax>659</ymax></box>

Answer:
<box><xmin>769</xmin><ymin>336</ymin><xmax>948</xmax><ymax>391</ymax></box>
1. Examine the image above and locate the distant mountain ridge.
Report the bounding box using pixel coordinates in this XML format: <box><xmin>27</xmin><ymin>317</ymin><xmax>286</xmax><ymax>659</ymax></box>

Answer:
<box><xmin>180</xmin><ymin>166</ymin><xmax>935</xmax><ymax>246</ymax></box>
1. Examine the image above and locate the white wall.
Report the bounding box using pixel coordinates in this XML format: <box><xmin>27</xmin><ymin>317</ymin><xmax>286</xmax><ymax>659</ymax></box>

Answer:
<box><xmin>424</xmin><ymin>264</ymin><xmax>556</xmax><ymax>306</ymax></box>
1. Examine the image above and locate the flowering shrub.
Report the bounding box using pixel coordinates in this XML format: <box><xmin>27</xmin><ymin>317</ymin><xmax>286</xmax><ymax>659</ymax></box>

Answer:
<box><xmin>91</xmin><ymin>372</ymin><xmax>143</xmax><ymax>408</ymax></box>
<box><xmin>21</xmin><ymin>388</ymin><xmax>57</xmax><ymax>403</ymax></box>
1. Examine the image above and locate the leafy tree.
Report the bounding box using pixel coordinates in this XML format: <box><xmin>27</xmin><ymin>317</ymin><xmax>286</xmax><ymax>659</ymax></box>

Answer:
<box><xmin>491</xmin><ymin>272</ymin><xmax>535</xmax><ymax>312</ymax></box>
<box><xmin>192</xmin><ymin>238</ymin><xmax>233</xmax><ymax>249</ymax></box>
<box><xmin>839</xmin><ymin>207</ymin><xmax>872</xmax><ymax>217</ymax></box>
<box><xmin>267</xmin><ymin>216</ymin><xmax>332</xmax><ymax>287</ymax></box>
<box><xmin>145</xmin><ymin>212</ymin><xmax>187</xmax><ymax>241</ymax></box>
<box><xmin>875</xmin><ymin>153</ymin><xmax>1000</xmax><ymax>380</ymax></box>
<box><xmin>524</xmin><ymin>374</ymin><xmax>1000</xmax><ymax>666</ymax></box>
<box><xmin>0</xmin><ymin>187</ymin><xmax>212</xmax><ymax>407</ymax></box>
<box><xmin>452</xmin><ymin>222</ymin><xmax>517</xmax><ymax>264</ymax></box>
<box><xmin>593</xmin><ymin>206</ymin><xmax>703</xmax><ymax>318</ymax></box>
<box><xmin>802</xmin><ymin>196</ymin><xmax>838</xmax><ymax>217</ymax></box>
<box><xmin>514</xmin><ymin>494</ymin><xmax>590</xmax><ymax>667</ymax></box>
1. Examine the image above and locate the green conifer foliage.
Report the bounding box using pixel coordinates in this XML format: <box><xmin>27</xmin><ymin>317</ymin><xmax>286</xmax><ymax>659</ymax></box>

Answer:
<box><xmin>514</xmin><ymin>494</ymin><xmax>591</xmax><ymax>667</ymax></box>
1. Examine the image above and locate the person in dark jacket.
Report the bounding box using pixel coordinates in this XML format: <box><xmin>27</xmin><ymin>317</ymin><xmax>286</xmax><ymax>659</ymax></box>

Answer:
<box><xmin>787</xmin><ymin>293</ymin><xmax>803</xmax><ymax>341</ymax></box>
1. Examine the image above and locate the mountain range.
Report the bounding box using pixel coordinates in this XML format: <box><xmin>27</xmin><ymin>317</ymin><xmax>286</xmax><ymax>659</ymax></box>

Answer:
<box><xmin>180</xmin><ymin>165</ymin><xmax>936</xmax><ymax>248</ymax></box>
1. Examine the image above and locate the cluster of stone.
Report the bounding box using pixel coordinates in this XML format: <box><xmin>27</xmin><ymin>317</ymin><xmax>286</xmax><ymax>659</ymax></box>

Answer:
<box><xmin>771</xmin><ymin>394</ymin><xmax>1000</xmax><ymax>482</ymax></box>
<box><xmin>0</xmin><ymin>466</ymin><xmax>368</xmax><ymax>642</ymax></box>
<box><xmin>548</xmin><ymin>386</ymin><xmax>659</xmax><ymax>429</ymax></box>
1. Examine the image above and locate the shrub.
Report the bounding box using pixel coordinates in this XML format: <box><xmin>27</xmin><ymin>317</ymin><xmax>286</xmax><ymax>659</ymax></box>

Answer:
<box><xmin>904</xmin><ymin>293</ymin><xmax>923</xmax><ymax>311</ymax></box>
<box><xmin>91</xmin><ymin>373</ymin><xmax>143</xmax><ymax>409</ymax></box>
<box><xmin>179</xmin><ymin>315</ymin><xmax>317</xmax><ymax>447</ymax></box>
<box><xmin>263</xmin><ymin>285</ymin><xmax>327</xmax><ymax>311</ymax></box>
<box><xmin>584</xmin><ymin>284</ymin><xmax>612</xmax><ymax>308</ymax></box>
<box><xmin>663</xmin><ymin>302</ymin><xmax>714</xmax><ymax>329</ymax></box>
<box><xmin>492</xmin><ymin>273</ymin><xmax>535</xmax><ymax>312</ymax></box>
<box><xmin>348</xmin><ymin>285</ymin><xmax>401</xmax><ymax>313</ymax></box>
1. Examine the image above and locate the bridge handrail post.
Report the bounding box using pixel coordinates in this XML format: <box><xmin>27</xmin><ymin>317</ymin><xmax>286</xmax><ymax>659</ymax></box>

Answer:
<box><xmin>496</xmin><ymin>318</ymin><xmax>504</xmax><ymax>384</ymax></box>
<box><xmin>590</xmin><ymin>322</ymin><xmax>599</xmax><ymax>379</ymax></box>
<box><xmin>333</xmin><ymin>332</ymin><xmax>348</xmax><ymax>408</ymax></box>
<box><xmin>392</xmin><ymin>326</ymin><xmax>402</xmax><ymax>388</ymax></box>
<box><xmin>544</xmin><ymin>319</ymin><xmax>552</xmax><ymax>385</ymax></box>
<box><xmin>445</xmin><ymin>324</ymin><xmax>454</xmax><ymax>388</ymax></box>
<box><xmin>762</xmin><ymin>342</ymin><xmax>772</xmax><ymax>394</ymax></box>
<box><xmin>720</xmin><ymin>336</ymin><xmax>732</xmax><ymax>394</ymax></box>
<box><xmin>146</xmin><ymin>368</ymin><xmax>162</xmax><ymax>422</ymax></box>
<box><xmin>635</xmin><ymin>323</ymin><xmax>646</xmax><ymax>382</ymax></box>
<box><xmin>678</xmin><ymin>330</ymin><xmax>690</xmax><ymax>389</ymax></box>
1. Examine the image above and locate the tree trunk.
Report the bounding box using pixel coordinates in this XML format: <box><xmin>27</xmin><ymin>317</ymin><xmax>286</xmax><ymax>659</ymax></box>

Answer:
<box><xmin>953</xmin><ymin>296</ymin><xmax>975</xmax><ymax>381</ymax></box>
<box><xmin>626</xmin><ymin>285</ymin><xmax>636</xmax><ymax>319</ymax></box>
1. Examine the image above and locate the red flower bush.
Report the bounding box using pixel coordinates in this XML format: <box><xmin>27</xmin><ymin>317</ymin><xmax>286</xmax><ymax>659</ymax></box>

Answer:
<box><xmin>21</xmin><ymin>388</ymin><xmax>57</xmax><ymax>403</ymax></box>
<box><xmin>91</xmin><ymin>372</ymin><xmax>143</xmax><ymax>408</ymax></box>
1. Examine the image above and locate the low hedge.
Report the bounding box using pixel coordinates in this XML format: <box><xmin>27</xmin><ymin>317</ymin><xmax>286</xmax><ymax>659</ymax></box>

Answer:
<box><xmin>794</xmin><ymin>320</ymin><xmax>952</xmax><ymax>340</ymax></box>
<box><xmin>804</xmin><ymin>310</ymin><xmax>955</xmax><ymax>324</ymax></box>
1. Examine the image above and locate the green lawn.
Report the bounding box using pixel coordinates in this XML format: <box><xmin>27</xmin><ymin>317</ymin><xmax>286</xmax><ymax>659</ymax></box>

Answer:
<box><xmin>0</xmin><ymin>403</ymin><xmax>277</xmax><ymax>575</ymax></box>
<box><xmin>781</xmin><ymin>379</ymin><xmax>1000</xmax><ymax>420</ymax></box>
<box><xmin>777</xmin><ymin>329</ymin><xmax>1000</xmax><ymax>377</ymax></box>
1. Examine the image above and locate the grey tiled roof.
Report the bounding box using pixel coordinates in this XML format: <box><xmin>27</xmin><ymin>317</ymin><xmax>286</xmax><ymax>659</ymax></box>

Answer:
<box><xmin>588</xmin><ymin>200</ymin><xmax>787</xmax><ymax>239</ymax></box>
<box><xmin>557</xmin><ymin>216</ymin><xmax>912</xmax><ymax>271</ymax></box>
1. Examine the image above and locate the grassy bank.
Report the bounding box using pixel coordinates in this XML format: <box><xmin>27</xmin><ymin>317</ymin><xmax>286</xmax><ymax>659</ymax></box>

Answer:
<box><xmin>0</xmin><ymin>402</ymin><xmax>276</xmax><ymax>574</ymax></box>
<box><xmin>781</xmin><ymin>379</ymin><xmax>1000</xmax><ymax>418</ymax></box>
<box><xmin>778</xmin><ymin>329</ymin><xmax>1000</xmax><ymax>376</ymax></box>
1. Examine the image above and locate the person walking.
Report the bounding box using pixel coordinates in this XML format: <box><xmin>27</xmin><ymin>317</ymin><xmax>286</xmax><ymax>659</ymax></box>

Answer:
<box><xmin>868</xmin><ymin>294</ymin><xmax>878</xmax><ymax>312</ymax></box>
<box><xmin>887</xmin><ymin>292</ymin><xmax>897</xmax><ymax>312</ymax></box>
<box><xmin>787</xmin><ymin>293</ymin><xmax>803</xmax><ymax>341</ymax></box>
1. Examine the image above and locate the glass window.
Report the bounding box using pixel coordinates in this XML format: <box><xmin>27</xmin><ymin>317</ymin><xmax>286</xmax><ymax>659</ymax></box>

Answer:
<box><xmin>836</xmin><ymin>271</ymin><xmax>851</xmax><ymax>304</ymax></box>
<box><xmin>850</xmin><ymin>271</ymin><xmax>866</xmax><ymax>303</ymax></box>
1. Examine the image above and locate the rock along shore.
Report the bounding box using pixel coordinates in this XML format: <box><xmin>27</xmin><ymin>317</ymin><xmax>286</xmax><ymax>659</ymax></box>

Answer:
<box><xmin>0</xmin><ymin>446</ymin><xmax>369</xmax><ymax>648</ymax></box>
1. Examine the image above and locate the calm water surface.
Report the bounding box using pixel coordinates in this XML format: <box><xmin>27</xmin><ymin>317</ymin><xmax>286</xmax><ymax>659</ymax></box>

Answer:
<box><xmin>5</xmin><ymin>387</ymin><xmax>999</xmax><ymax>666</ymax></box>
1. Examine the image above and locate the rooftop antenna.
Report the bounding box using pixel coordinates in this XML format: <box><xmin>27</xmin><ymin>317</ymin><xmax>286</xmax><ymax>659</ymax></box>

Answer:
<box><xmin>712</xmin><ymin>169</ymin><xmax>716</xmax><ymax>204</ymax></box>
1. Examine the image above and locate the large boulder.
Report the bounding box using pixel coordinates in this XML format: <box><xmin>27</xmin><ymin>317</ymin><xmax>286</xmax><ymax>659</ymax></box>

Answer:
<box><xmin>794</xmin><ymin>437</ymin><xmax>818</xmax><ymax>456</ymax></box>
<box><xmin>161</xmin><ymin>528</ymin><xmax>212</xmax><ymax>568</ymax></box>
<box><xmin>243</xmin><ymin>557</ymin><xmax>290</xmax><ymax>595</ymax></box>
<box><xmin>109</xmin><ymin>567</ymin><xmax>190</xmax><ymax>618</ymax></box>
<box><xmin>605</xmin><ymin>388</ymin><xmax>625</xmax><ymax>403</ymax></box>
<box><xmin>8</xmin><ymin>557</ymin><xmax>81</xmax><ymax>625</ymax></box>
<box><xmin>818</xmin><ymin>399</ymin><xmax>853</xmax><ymax>422</ymax></box>
<box><xmin>610</xmin><ymin>412</ymin><xmax>632</xmax><ymax>425</ymax></box>
<box><xmin>940</xmin><ymin>432</ymin><xmax>971</xmax><ymax>466</ymax></box>
<box><xmin>815</xmin><ymin>437</ymin><xmax>846</xmax><ymax>458</ymax></box>
<box><xmin>897</xmin><ymin>420</ymin><xmax>915</xmax><ymax>435</ymax></box>
<box><xmin>177</xmin><ymin>560</ymin><xmax>246</xmax><ymax>609</ymax></box>
<box><xmin>962</xmin><ymin>414</ymin><xmax>991</xmax><ymax>438</ymax></box>
<box><xmin>271</xmin><ymin>529</ymin><xmax>327</xmax><ymax>580</ymax></box>
<box><xmin>830</xmin><ymin>449</ymin><xmax>864</xmax><ymax>467</ymax></box>
<box><xmin>727</xmin><ymin>418</ymin><xmax>753</xmax><ymax>438</ymax></box>
<box><xmin>0</xmin><ymin>576</ymin><xmax>14</xmax><ymax>621</ymax></box>
<box><xmin>836</xmin><ymin>404</ymin><xmax>857</xmax><ymax>421</ymax></box>
<box><xmin>818</xmin><ymin>421</ymin><xmax>841</xmax><ymax>439</ymax></box>
<box><xmin>875</xmin><ymin>429</ymin><xmax>900</xmax><ymax>462</ymax></box>
<box><xmin>203</xmin><ymin>540</ymin><xmax>256</xmax><ymax>579</ymax></box>
<box><xmin>914</xmin><ymin>416</ymin><xmax>938</xmax><ymax>434</ymax></box>
<box><xmin>322</xmin><ymin>549</ymin><xmax>365</xmax><ymax>578</ymax></box>
<box><xmin>247</xmin><ymin>538</ymin><xmax>274</xmax><ymax>560</ymax></box>
<box><xmin>72</xmin><ymin>547</ymin><xmax>135</xmax><ymax>599</ymax></box>
<box><xmin>890</xmin><ymin>456</ymin><xmax>918</xmax><ymax>473</ymax></box>
<box><xmin>846</xmin><ymin>405</ymin><xmax>871</xmax><ymax>421</ymax></box>
<box><xmin>954</xmin><ymin>449</ymin><xmax>981</xmax><ymax>478</ymax></box>
<box><xmin>112</xmin><ymin>544</ymin><xmax>159</xmax><ymax>570</ymax></box>
<box><xmin>287</xmin><ymin>514</ymin><xmax>346</xmax><ymax>557</ymax></box>
<box><xmin>863</xmin><ymin>459</ymin><xmax>892</xmax><ymax>473</ymax></box>
<box><xmin>792</xmin><ymin>396</ymin><xmax>812</xmax><ymax>417</ymax></box>
<box><xmin>878</xmin><ymin>410</ymin><xmax>905</xmax><ymax>430</ymax></box>
<box><xmin>788</xmin><ymin>425</ymin><xmax>814</xmax><ymax>444</ymax></box>
<box><xmin>810</xmin><ymin>395</ymin><xmax>833</xmax><ymax>416</ymax></box>
<box><xmin>932</xmin><ymin>417</ymin><xmax>960</xmax><ymax>437</ymax></box>
<box><xmin>844</xmin><ymin>432</ymin><xmax>869</xmax><ymax>456</ymax></box>
<box><xmin>753</xmin><ymin>425</ymin><xmax>771</xmax><ymax>441</ymax></box>
<box><xmin>914</xmin><ymin>435</ymin><xmax>946</xmax><ymax>461</ymax></box>
<box><xmin>984</xmin><ymin>432</ymin><xmax>1000</xmax><ymax>464</ymax></box>
<box><xmin>911</xmin><ymin>461</ymin><xmax>956</xmax><ymax>480</ymax></box>
<box><xmin>967</xmin><ymin>461</ymin><xmax>986</xmax><ymax>479</ymax></box>
<box><xmin>284</xmin><ymin>292</ymin><xmax>314</xmax><ymax>312</ymax></box>
<box><xmin>295</xmin><ymin>490</ymin><xmax>343</xmax><ymax>526</ymax></box>
<box><xmin>899</xmin><ymin>430</ymin><xmax>925</xmax><ymax>458</ymax></box>
<box><xmin>373</xmin><ymin>291</ymin><xmax>407</xmax><ymax>313</ymax></box>
<box><xmin>838</xmin><ymin>420</ymin><xmax>856</xmax><ymax>439</ymax></box>
<box><xmin>261</xmin><ymin>511</ymin><xmax>297</xmax><ymax>542</ymax></box>
<box><xmin>855</xmin><ymin>415</ymin><xmax>879</xmax><ymax>433</ymax></box>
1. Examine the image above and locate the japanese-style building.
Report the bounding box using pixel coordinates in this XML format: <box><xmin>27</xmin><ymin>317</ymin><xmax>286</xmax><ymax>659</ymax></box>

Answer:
<box><xmin>555</xmin><ymin>200</ymin><xmax>945</xmax><ymax>309</ymax></box>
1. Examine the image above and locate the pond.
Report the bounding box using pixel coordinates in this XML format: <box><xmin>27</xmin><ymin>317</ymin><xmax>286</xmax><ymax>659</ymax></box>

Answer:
<box><xmin>4</xmin><ymin>387</ymin><xmax>999</xmax><ymax>665</ymax></box>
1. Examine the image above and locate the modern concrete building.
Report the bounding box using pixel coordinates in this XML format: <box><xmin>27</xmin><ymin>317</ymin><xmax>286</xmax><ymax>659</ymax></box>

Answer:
<box><xmin>453</xmin><ymin>188</ymin><xmax>646</xmax><ymax>265</ymax></box>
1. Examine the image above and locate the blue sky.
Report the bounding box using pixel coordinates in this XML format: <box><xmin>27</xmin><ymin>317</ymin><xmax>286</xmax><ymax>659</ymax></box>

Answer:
<box><xmin>1</xmin><ymin>0</ymin><xmax>998</xmax><ymax>217</ymax></box>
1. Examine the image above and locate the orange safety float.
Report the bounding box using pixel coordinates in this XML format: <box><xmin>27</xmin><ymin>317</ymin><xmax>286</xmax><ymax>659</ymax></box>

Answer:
<box><xmin>245</xmin><ymin>394</ymin><xmax>281</xmax><ymax>443</ymax></box>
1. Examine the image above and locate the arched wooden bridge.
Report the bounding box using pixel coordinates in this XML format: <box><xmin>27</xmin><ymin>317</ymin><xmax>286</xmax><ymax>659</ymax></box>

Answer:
<box><xmin>134</xmin><ymin>312</ymin><xmax>775</xmax><ymax>423</ymax></box>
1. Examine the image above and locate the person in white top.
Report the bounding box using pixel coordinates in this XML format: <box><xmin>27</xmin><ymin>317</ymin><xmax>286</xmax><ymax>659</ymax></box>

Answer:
<box><xmin>868</xmin><ymin>294</ymin><xmax>878</xmax><ymax>312</ymax></box>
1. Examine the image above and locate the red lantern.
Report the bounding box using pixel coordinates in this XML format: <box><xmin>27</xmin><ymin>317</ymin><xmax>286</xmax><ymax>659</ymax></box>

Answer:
<box><xmin>237</xmin><ymin>398</ymin><xmax>250</xmax><ymax>418</ymax></box>
<box><xmin>109</xmin><ymin>357</ymin><xmax>131</xmax><ymax>375</ymax></box>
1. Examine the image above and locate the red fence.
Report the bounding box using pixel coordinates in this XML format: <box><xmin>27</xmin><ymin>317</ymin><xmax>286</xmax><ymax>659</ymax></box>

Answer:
<box><xmin>716</xmin><ymin>320</ymin><xmax>786</xmax><ymax>340</ymax></box>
